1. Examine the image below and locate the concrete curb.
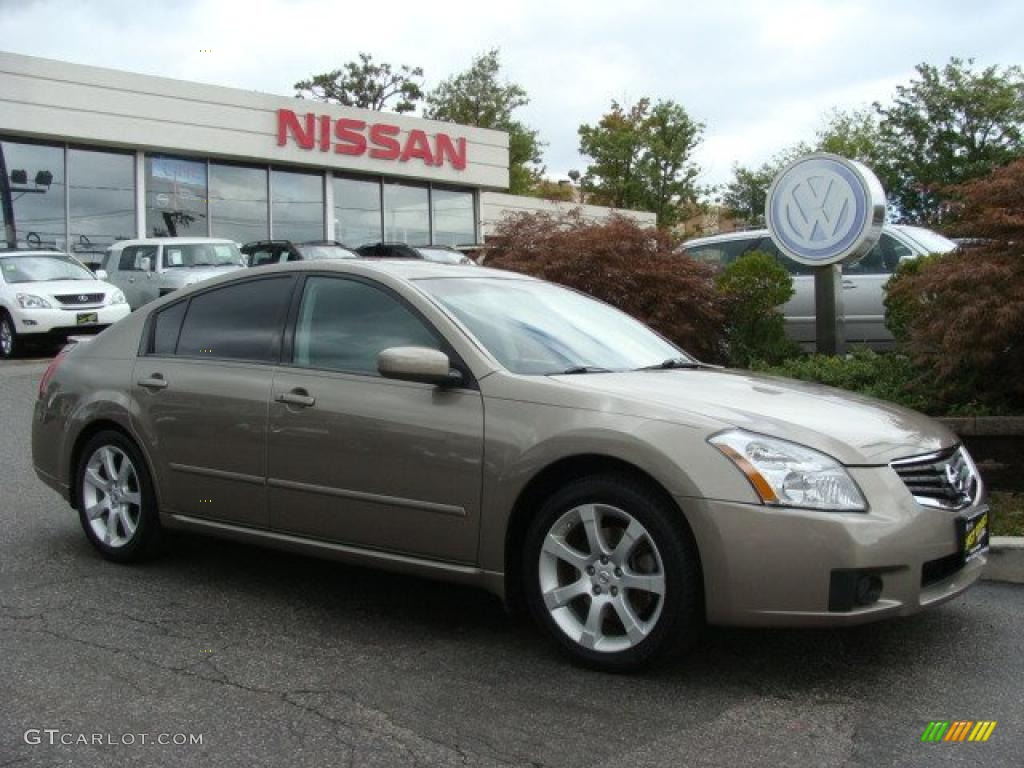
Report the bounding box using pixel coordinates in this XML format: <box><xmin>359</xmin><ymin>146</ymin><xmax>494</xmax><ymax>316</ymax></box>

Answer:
<box><xmin>982</xmin><ymin>537</ymin><xmax>1024</xmax><ymax>584</ymax></box>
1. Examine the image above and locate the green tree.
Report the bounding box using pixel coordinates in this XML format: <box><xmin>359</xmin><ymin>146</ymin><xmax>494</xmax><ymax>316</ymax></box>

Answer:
<box><xmin>720</xmin><ymin>143</ymin><xmax>809</xmax><ymax>226</ymax></box>
<box><xmin>578</xmin><ymin>98</ymin><xmax>703</xmax><ymax>226</ymax></box>
<box><xmin>715</xmin><ymin>250</ymin><xmax>796</xmax><ymax>366</ymax></box>
<box><xmin>424</xmin><ymin>49</ymin><xmax>543</xmax><ymax>194</ymax></box>
<box><xmin>874</xmin><ymin>57</ymin><xmax>1024</xmax><ymax>224</ymax></box>
<box><xmin>294</xmin><ymin>52</ymin><xmax>424</xmax><ymax>113</ymax></box>
<box><xmin>816</xmin><ymin>107</ymin><xmax>887</xmax><ymax>168</ymax></box>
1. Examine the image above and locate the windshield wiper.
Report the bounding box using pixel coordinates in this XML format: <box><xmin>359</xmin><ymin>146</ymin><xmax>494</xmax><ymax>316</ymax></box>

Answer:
<box><xmin>635</xmin><ymin>358</ymin><xmax>703</xmax><ymax>371</ymax></box>
<box><xmin>560</xmin><ymin>365</ymin><xmax>614</xmax><ymax>375</ymax></box>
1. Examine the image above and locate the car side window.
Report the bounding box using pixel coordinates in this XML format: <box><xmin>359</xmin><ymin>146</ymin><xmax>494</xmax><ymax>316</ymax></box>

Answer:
<box><xmin>684</xmin><ymin>237</ymin><xmax>758</xmax><ymax>269</ymax></box>
<box><xmin>118</xmin><ymin>246</ymin><xmax>156</xmax><ymax>272</ymax></box>
<box><xmin>174</xmin><ymin>277</ymin><xmax>294</xmax><ymax>362</ymax></box>
<box><xmin>248</xmin><ymin>248</ymin><xmax>278</xmax><ymax>267</ymax></box>
<box><xmin>292</xmin><ymin>276</ymin><xmax>440</xmax><ymax>375</ymax></box>
<box><xmin>756</xmin><ymin>238</ymin><xmax>814</xmax><ymax>276</ymax></box>
<box><xmin>151</xmin><ymin>300</ymin><xmax>187</xmax><ymax>355</ymax></box>
<box><xmin>846</xmin><ymin>234</ymin><xmax>913</xmax><ymax>275</ymax></box>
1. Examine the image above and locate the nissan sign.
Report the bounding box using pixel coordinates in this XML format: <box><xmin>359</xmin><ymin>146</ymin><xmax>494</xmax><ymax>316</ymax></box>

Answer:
<box><xmin>765</xmin><ymin>153</ymin><xmax>886</xmax><ymax>267</ymax></box>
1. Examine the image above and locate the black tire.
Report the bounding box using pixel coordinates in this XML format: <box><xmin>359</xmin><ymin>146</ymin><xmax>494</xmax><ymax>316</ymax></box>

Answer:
<box><xmin>0</xmin><ymin>311</ymin><xmax>21</xmax><ymax>360</ymax></box>
<box><xmin>523</xmin><ymin>474</ymin><xmax>702</xmax><ymax>671</ymax></box>
<box><xmin>75</xmin><ymin>430</ymin><xmax>161</xmax><ymax>562</ymax></box>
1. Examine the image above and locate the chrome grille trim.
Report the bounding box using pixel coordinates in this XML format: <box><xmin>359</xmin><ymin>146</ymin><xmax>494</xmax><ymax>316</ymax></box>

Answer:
<box><xmin>891</xmin><ymin>446</ymin><xmax>981</xmax><ymax>510</ymax></box>
<box><xmin>54</xmin><ymin>293</ymin><xmax>105</xmax><ymax>306</ymax></box>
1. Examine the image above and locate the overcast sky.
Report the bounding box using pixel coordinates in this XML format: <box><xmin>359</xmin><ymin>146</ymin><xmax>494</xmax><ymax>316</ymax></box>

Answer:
<box><xmin>2</xmin><ymin>0</ymin><xmax>1021</xmax><ymax>190</ymax></box>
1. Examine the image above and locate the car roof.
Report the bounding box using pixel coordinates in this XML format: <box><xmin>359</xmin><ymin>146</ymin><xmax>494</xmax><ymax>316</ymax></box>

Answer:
<box><xmin>111</xmin><ymin>237</ymin><xmax>238</xmax><ymax>247</ymax></box>
<box><xmin>0</xmin><ymin>249</ymin><xmax>68</xmax><ymax>257</ymax></box>
<box><xmin>681</xmin><ymin>224</ymin><xmax>913</xmax><ymax>248</ymax></box>
<box><xmin>246</xmin><ymin>258</ymin><xmax>529</xmax><ymax>282</ymax></box>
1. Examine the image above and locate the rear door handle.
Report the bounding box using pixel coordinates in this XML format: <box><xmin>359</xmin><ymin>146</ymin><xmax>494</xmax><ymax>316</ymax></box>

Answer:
<box><xmin>275</xmin><ymin>389</ymin><xmax>315</xmax><ymax>408</ymax></box>
<box><xmin>137</xmin><ymin>375</ymin><xmax>168</xmax><ymax>390</ymax></box>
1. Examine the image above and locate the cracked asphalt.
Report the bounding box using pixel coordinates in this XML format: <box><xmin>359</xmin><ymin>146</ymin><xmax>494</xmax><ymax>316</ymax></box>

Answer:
<box><xmin>2</xmin><ymin>357</ymin><xmax>1023</xmax><ymax>767</ymax></box>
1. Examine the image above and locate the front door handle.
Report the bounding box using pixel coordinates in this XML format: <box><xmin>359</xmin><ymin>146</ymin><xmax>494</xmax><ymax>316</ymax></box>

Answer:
<box><xmin>127</xmin><ymin>277</ymin><xmax>135</xmax><ymax>283</ymax></box>
<box><xmin>275</xmin><ymin>389</ymin><xmax>315</xmax><ymax>408</ymax></box>
<box><xmin>137</xmin><ymin>374</ymin><xmax>168</xmax><ymax>390</ymax></box>
<box><xmin>842</xmin><ymin>280</ymin><xmax>856</xmax><ymax>289</ymax></box>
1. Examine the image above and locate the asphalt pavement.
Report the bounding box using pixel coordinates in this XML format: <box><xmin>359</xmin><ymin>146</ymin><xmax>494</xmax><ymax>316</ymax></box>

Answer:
<box><xmin>1</xmin><ymin>358</ymin><xmax>1022</xmax><ymax>767</ymax></box>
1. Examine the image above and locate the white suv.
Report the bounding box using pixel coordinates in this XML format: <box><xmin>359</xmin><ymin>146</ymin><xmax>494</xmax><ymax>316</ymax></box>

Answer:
<box><xmin>0</xmin><ymin>249</ymin><xmax>129</xmax><ymax>359</ymax></box>
<box><xmin>682</xmin><ymin>225</ymin><xmax>957</xmax><ymax>348</ymax></box>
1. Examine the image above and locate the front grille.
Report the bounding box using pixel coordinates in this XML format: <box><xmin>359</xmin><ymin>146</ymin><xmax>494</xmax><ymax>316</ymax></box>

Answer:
<box><xmin>891</xmin><ymin>446</ymin><xmax>981</xmax><ymax>510</ymax></box>
<box><xmin>922</xmin><ymin>552</ymin><xmax>963</xmax><ymax>587</ymax></box>
<box><xmin>54</xmin><ymin>293</ymin><xmax>104</xmax><ymax>306</ymax></box>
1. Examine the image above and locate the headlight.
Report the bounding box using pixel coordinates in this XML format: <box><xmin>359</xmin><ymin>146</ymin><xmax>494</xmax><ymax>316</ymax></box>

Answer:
<box><xmin>106</xmin><ymin>289</ymin><xmax>126</xmax><ymax>305</ymax></box>
<box><xmin>16</xmin><ymin>293</ymin><xmax>52</xmax><ymax>309</ymax></box>
<box><xmin>709</xmin><ymin>429</ymin><xmax>867</xmax><ymax>512</ymax></box>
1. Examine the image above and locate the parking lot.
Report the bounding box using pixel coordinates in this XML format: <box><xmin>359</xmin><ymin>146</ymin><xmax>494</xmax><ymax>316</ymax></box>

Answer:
<box><xmin>1</xmin><ymin>357</ymin><xmax>1021</xmax><ymax>768</ymax></box>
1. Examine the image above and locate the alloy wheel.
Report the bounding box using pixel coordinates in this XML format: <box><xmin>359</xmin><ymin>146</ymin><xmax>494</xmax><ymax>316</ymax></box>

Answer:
<box><xmin>539</xmin><ymin>503</ymin><xmax>666</xmax><ymax>653</ymax></box>
<box><xmin>81</xmin><ymin>445</ymin><xmax>142</xmax><ymax>548</ymax></box>
<box><xmin>0</xmin><ymin>318</ymin><xmax>12</xmax><ymax>357</ymax></box>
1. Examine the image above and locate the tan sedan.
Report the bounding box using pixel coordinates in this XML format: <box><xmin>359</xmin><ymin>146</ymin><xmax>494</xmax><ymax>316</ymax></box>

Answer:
<box><xmin>31</xmin><ymin>260</ymin><xmax>989</xmax><ymax>670</ymax></box>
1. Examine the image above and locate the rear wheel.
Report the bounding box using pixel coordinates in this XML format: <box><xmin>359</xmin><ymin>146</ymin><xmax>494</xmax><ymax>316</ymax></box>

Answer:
<box><xmin>523</xmin><ymin>475</ymin><xmax>702</xmax><ymax>671</ymax></box>
<box><xmin>76</xmin><ymin>431</ymin><xmax>161</xmax><ymax>562</ymax></box>
<box><xmin>0</xmin><ymin>311</ymin><xmax>21</xmax><ymax>359</ymax></box>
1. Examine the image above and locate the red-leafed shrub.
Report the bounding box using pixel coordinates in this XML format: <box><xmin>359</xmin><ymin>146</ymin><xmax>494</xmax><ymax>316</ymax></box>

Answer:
<box><xmin>884</xmin><ymin>159</ymin><xmax>1024</xmax><ymax>407</ymax></box>
<box><xmin>485</xmin><ymin>211</ymin><xmax>725</xmax><ymax>361</ymax></box>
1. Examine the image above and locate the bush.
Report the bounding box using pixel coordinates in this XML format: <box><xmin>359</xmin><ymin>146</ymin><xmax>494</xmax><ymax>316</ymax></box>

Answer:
<box><xmin>883</xmin><ymin>159</ymin><xmax>1024</xmax><ymax>408</ymax></box>
<box><xmin>757</xmin><ymin>349</ymin><xmax>1010</xmax><ymax>416</ymax></box>
<box><xmin>486</xmin><ymin>211</ymin><xmax>725</xmax><ymax>361</ymax></box>
<box><xmin>715</xmin><ymin>250</ymin><xmax>797</xmax><ymax>366</ymax></box>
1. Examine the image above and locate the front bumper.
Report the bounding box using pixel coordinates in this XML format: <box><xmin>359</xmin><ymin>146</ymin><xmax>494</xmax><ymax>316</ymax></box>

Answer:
<box><xmin>682</xmin><ymin>464</ymin><xmax>986</xmax><ymax>627</ymax></box>
<box><xmin>12</xmin><ymin>304</ymin><xmax>130</xmax><ymax>338</ymax></box>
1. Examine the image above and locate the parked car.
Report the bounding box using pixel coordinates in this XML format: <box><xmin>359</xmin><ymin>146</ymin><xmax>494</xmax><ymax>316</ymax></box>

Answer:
<box><xmin>681</xmin><ymin>225</ymin><xmax>958</xmax><ymax>348</ymax></box>
<box><xmin>32</xmin><ymin>261</ymin><xmax>987</xmax><ymax>670</ymax></box>
<box><xmin>101</xmin><ymin>238</ymin><xmax>245</xmax><ymax>310</ymax></box>
<box><xmin>0</xmin><ymin>249</ymin><xmax>130</xmax><ymax>358</ymax></box>
<box><xmin>241</xmin><ymin>240</ymin><xmax>359</xmax><ymax>267</ymax></box>
<box><xmin>357</xmin><ymin>242</ymin><xmax>476</xmax><ymax>265</ymax></box>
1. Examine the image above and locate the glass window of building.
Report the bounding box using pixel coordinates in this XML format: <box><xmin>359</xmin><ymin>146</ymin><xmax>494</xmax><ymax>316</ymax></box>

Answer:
<box><xmin>210</xmin><ymin>163</ymin><xmax>268</xmax><ymax>244</ymax></box>
<box><xmin>431</xmin><ymin>188</ymin><xmax>475</xmax><ymax>247</ymax></box>
<box><xmin>333</xmin><ymin>176</ymin><xmax>381</xmax><ymax>247</ymax></box>
<box><xmin>383</xmin><ymin>182</ymin><xmax>429</xmax><ymax>245</ymax></box>
<box><xmin>145</xmin><ymin>155</ymin><xmax>208</xmax><ymax>237</ymax></box>
<box><xmin>68</xmin><ymin>148</ymin><xmax>135</xmax><ymax>262</ymax></box>
<box><xmin>272</xmin><ymin>169</ymin><xmax>323</xmax><ymax>241</ymax></box>
<box><xmin>0</xmin><ymin>139</ymin><xmax>66</xmax><ymax>250</ymax></box>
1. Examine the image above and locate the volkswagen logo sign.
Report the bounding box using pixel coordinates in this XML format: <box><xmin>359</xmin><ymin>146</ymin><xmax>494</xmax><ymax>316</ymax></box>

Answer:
<box><xmin>78</xmin><ymin>295</ymin><xmax>89</xmax><ymax>303</ymax></box>
<box><xmin>766</xmin><ymin>153</ymin><xmax>886</xmax><ymax>267</ymax></box>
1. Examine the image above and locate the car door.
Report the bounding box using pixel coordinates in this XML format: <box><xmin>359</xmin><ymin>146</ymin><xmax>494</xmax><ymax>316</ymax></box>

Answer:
<box><xmin>754</xmin><ymin>237</ymin><xmax>817</xmax><ymax>347</ymax></box>
<box><xmin>111</xmin><ymin>245</ymin><xmax>157</xmax><ymax>309</ymax></box>
<box><xmin>841</xmin><ymin>233</ymin><xmax>912</xmax><ymax>346</ymax></box>
<box><xmin>266</xmin><ymin>274</ymin><xmax>484</xmax><ymax>564</ymax></box>
<box><xmin>131</xmin><ymin>275</ymin><xmax>297</xmax><ymax>528</ymax></box>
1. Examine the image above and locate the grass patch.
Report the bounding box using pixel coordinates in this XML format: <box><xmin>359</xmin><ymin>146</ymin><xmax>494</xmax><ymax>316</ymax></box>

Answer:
<box><xmin>991</xmin><ymin>492</ymin><xmax>1024</xmax><ymax>537</ymax></box>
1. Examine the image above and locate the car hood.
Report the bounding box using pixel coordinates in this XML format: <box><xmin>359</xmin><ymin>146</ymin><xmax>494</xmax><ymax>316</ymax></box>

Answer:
<box><xmin>160</xmin><ymin>265</ymin><xmax>243</xmax><ymax>285</ymax></box>
<box><xmin>550</xmin><ymin>368</ymin><xmax>956</xmax><ymax>465</ymax></box>
<box><xmin>23</xmin><ymin>279</ymin><xmax>117</xmax><ymax>299</ymax></box>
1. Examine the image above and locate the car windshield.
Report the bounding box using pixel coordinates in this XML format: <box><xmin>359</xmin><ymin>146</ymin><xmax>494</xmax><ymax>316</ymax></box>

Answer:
<box><xmin>0</xmin><ymin>254</ymin><xmax>94</xmax><ymax>283</ymax></box>
<box><xmin>296</xmin><ymin>244</ymin><xmax>359</xmax><ymax>261</ymax></box>
<box><xmin>418</xmin><ymin>277</ymin><xmax>689</xmax><ymax>375</ymax></box>
<box><xmin>898</xmin><ymin>227</ymin><xmax>957</xmax><ymax>255</ymax></box>
<box><xmin>163</xmin><ymin>243</ymin><xmax>242</xmax><ymax>268</ymax></box>
<box><xmin>417</xmin><ymin>248</ymin><xmax>472</xmax><ymax>265</ymax></box>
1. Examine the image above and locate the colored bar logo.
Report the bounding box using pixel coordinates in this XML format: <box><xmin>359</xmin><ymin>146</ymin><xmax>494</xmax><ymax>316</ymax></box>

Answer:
<box><xmin>921</xmin><ymin>721</ymin><xmax>997</xmax><ymax>742</ymax></box>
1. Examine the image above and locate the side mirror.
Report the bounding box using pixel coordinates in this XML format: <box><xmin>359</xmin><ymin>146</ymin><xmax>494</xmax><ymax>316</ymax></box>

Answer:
<box><xmin>378</xmin><ymin>347</ymin><xmax>463</xmax><ymax>387</ymax></box>
<box><xmin>94</xmin><ymin>269</ymin><xmax>109</xmax><ymax>281</ymax></box>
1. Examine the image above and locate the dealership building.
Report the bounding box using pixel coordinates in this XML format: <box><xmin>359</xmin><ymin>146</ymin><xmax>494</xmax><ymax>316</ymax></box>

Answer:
<box><xmin>0</xmin><ymin>52</ymin><xmax>652</xmax><ymax>261</ymax></box>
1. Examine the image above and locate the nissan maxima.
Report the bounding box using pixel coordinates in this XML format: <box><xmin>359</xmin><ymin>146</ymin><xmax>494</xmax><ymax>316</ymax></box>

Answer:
<box><xmin>32</xmin><ymin>260</ymin><xmax>988</xmax><ymax>670</ymax></box>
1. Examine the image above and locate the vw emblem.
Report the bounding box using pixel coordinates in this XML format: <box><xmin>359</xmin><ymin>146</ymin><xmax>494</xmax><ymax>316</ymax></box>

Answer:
<box><xmin>766</xmin><ymin>153</ymin><xmax>886</xmax><ymax>267</ymax></box>
<box><xmin>78</xmin><ymin>295</ymin><xmax>89</xmax><ymax>303</ymax></box>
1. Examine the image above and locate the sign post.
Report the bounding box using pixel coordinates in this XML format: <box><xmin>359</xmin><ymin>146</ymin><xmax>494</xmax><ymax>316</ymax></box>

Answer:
<box><xmin>765</xmin><ymin>154</ymin><xmax>886</xmax><ymax>356</ymax></box>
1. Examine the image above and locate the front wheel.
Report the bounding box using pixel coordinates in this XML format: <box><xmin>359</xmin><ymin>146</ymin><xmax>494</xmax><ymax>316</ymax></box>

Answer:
<box><xmin>76</xmin><ymin>431</ymin><xmax>161</xmax><ymax>562</ymax></box>
<box><xmin>523</xmin><ymin>475</ymin><xmax>702</xmax><ymax>671</ymax></box>
<box><xmin>0</xmin><ymin>311</ymin><xmax>21</xmax><ymax>359</ymax></box>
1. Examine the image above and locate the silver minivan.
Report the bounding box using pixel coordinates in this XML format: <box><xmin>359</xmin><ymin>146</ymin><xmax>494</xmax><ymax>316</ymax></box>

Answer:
<box><xmin>682</xmin><ymin>225</ymin><xmax>957</xmax><ymax>348</ymax></box>
<box><xmin>100</xmin><ymin>238</ymin><xmax>245</xmax><ymax>310</ymax></box>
